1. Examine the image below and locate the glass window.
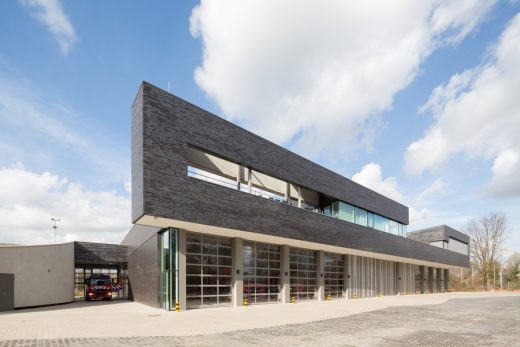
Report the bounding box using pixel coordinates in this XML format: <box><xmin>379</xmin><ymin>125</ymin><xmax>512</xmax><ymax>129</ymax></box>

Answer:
<box><xmin>332</xmin><ymin>201</ymin><xmax>339</xmax><ymax>218</ymax></box>
<box><xmin>354</xmin><ymin>207</ymin><xmax>367</xmax><ymax>226</ymax></box>
<box><xmin>367</xmin><ymin>212</ymin><xmax>374</xmax><ymax>228</ymax></box>
<box><xmin>338</xmin><ymin>202</ymin><xmax>354</xmax><ymax>223</ymax></box>
<box><xmin>389</xmin><ymin>220</ymin><xmax>399</xmax><ymax>235</ymax></box>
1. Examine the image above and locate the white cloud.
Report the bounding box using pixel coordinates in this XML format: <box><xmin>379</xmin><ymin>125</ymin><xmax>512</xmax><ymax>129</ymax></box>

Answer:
<box><xmin>190</xmin><ymin>0</ymin><xmax>496</xmax><ymax>160</ymax></box>
<box><xmin>416</xmin><ymin>177</ymin><xmax>448</xmax><ymax>201</ymax></box>
<box><xmin>405</xmin><ymin>14</ymin><xmax>520</xmax><ymax>197</ymax></box>
<box><xmin>490</xmin><ymin>149</ymin><xmax>520</xmax><ymax>196</ymax></box>
<box><xmin>352</xmin><ymin>163</ymin><xmax>404</xmax><ymax>204</ymax></box>
<box><xmin>0</xmin><ymin>163</ymin><xmax>131</xmax><ymax>245</ymax></box>
<box><xmin>19</xmin><ymin>0</ymin><xmax>77</xmax><ymax>54</ymax></box>
<box><xmin>351</xmin><ymin>163</ymin><xmax>454</xmax><ymax>227</ymax></box>
<box><xmin>124</xmin><ymin>179</ymin><xmax>132</xmax><ymax>194</ymax></box>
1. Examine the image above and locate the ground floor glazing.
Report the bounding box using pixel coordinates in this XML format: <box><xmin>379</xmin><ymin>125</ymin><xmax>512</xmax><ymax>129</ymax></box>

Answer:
<box><xmin>156</xmin><ymin>228</ymin><xmax>451</xmax><ymax>310</ymax></box>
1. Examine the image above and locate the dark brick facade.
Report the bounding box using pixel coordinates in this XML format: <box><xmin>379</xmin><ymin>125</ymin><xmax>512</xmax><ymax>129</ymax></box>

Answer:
<box><xmin>131</xmin><ymin>82</ymin><xmax>468</xmax><ymax>268</ymax></box>
<box><xmin>408</xmin><ymin>225</ymin><xmax>470</xmax><ymax>244</ymax></box>
<box><xmin>74</xmin><ymin>242</ymin><xmax>127</xmax><ymax>265</ymax></box>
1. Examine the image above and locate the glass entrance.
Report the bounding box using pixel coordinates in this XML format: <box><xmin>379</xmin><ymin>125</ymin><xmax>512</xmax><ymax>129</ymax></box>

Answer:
<box><xmin>159</xmin><ymin>228</ymin><xmax>178</xmax><ymax>310</ymax></box>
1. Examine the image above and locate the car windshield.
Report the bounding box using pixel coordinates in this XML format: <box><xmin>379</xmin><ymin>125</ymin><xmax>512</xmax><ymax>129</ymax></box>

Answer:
<box><xmin>89</xmin><ymin>277</ymin><xmax>111</xmax><ymax>285</ymax></box>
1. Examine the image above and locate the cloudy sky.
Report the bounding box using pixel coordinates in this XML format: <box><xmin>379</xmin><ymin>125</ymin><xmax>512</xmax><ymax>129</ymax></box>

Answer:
<box><xmin>1</xmin><ymin>1</ymin><xmax>519</xmax><ymax>256</ymax></box>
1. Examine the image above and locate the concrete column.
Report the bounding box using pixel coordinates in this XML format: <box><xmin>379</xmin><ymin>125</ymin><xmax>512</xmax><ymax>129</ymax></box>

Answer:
<box><xmin>177</xmin><ymin>229</ymin><xmax>187</xmax><ymax>311</ymax></box>
<box><xmin>280</xmin><ymin>245</ymin><xmax>291</xmax><ymax>303</ymax></box>
<box><xmin>232</xmin><ymin>238</ymin><xmax>243</xmax><ymax>307</ymax></box>
<box><xmin>247</xmin><ymin>167</ymin><xmax>252</xmax><ymax>194</ymax></box>
<box><xmin>343</xmin><ymin>254</ymin><xmax>349</xmax><ymax>299</ymax></box>
<box><xmin>284</xmin><ymin>182</ymin><xmax>289</xmax><ymax>203</ymax></box>
<box><xmin>236</xmin><ymin>165</ymin><xmax>241</xmax><ymax>190</ymax></box>
<box><xmin>297</xmin><ymin>186</ymin><xmax>302</xmax><ymax>208</ymax></box>
<box><xmin>316</xmin><ymin>250</ymin><xmax>325</xmax><ymax>301</ymax></box>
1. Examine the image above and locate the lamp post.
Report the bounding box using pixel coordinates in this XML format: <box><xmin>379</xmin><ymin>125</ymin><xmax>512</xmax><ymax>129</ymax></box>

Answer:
<box><xmin>51</xmin><ymin>218</ymin><xmax>61</xmax><ymax>243</ymax></box>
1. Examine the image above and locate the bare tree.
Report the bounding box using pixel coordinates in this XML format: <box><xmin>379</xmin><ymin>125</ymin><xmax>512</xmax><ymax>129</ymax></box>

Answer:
<box><xmin>464</xmin><ymin>212</ymin><xmax>507</xmax><ymax>291</ymax></box>
<box><xmin>504</xmin><ymin>252</ymin><xmax>520</xmax><ymax>290</ymax></box>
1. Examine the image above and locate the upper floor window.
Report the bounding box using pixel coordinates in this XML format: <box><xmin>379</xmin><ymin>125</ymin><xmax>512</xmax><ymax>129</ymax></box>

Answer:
<box><xmin>186</xmin><ymin>145</ymin><xmax>408</xmax><ymax>237</ymax></box>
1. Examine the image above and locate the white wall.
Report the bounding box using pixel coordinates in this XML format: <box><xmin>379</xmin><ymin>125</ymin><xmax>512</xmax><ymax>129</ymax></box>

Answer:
<box><xmin>0</xmin><ymin>243</ymin><xmax>74</xmax><ymax>308</ymax></box>
<box><xmin>448</xmin><ymin>237</ymin><xmax>469</xmax><ymax>255</ymax></box>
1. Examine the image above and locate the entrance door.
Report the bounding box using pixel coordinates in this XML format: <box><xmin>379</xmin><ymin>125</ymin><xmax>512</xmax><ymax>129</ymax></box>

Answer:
<box><xmin>159</xmin><ymin>228</ymin><xmax>178</xmax><ymax>310</ymax></box>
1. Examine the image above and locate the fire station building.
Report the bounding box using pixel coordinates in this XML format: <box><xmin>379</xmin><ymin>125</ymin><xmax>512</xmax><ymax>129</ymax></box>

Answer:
<box><xmin>122</xmin><ymin>82</ymin><xmax>470</xmax><ymax>311</ymax></box>
<box><xmin>0</xmin><ymin>82</ymin><xmax>470</xmax><ymax>311</ymax></box>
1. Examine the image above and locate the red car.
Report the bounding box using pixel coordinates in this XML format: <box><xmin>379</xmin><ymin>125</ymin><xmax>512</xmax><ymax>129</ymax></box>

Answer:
<box><xmin>84</xmin><ymin>274</ymin><xmax>113</xmax><ymax>301</ymax></box>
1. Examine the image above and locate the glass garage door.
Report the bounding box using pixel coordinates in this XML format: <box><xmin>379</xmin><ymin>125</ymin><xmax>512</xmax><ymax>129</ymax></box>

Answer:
<box><xmin>74</xmin><ymin>266</ymin><xmax>128</xmax><ymax>300</ymax></box>
<box><xmin>415</xmin><ymin>266</ymin><xmax>423</xmax><ymax>294</ymax></box>
<box><xmin>243</xmin><ymin>241</ymin><xmax>281</xmax><ymax>304</ymax></box>
<box><xmin>324</xmin><ymin>252</ymin><xmax>344</xmax><ymax>299</ymax></box>
<box><xmin>290</xmin><ymin>247</ymin><xmax>317</xmax><ymax>301</ymax></box>
<box><xmin>186</xmin><ymin>233</ymin><xmax>232</xmax><ymax>308</ymax></box>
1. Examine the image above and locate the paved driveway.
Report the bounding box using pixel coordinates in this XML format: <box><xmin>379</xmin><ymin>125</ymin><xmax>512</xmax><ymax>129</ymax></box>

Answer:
<box><xmin>0</xmin><ymin>292</ymin><xmax>519</xmax><ymax>346</ymax></box>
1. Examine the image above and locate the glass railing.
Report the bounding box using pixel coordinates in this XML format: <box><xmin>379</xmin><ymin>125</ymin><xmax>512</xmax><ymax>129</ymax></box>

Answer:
<box><xmin>188</xmin><ymin>167</ymin><xmax>238</xmax><ymax>190</ymax></box>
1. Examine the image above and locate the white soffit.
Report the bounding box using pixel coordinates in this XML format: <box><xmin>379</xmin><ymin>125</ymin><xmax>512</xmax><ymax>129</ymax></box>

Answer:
<box><xmin>136</xmin><ymin>215</ymin><xmax>462</xmax><ymax>270</ymax></box>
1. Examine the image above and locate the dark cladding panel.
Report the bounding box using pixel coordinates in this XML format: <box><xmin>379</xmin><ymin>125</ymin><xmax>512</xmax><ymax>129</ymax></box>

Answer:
<box><xmin>127</xmin><ymin>233</ymin><xmax>159</xmax><ymax>308</ymax></box>
<box><xmin>132</xmin><ymin>84</ymin><xmax>145</xmax><ymax>223</ymax></box>
<box><xmin>122</xmin><ymin>224</ymin><xmax>162</xmax><ymax>252</ymax></box>
<box><xmin>74</xmin><ymin>242</ymin><xmax>127</xmax><ymax>264</ymax></box>
<box><xmin>408</xmin><ymin>225</ymin><xmax>470</xmax><ymax>245</ymax></box>
<box><xmin>0</xmin><ymin>273</ymin><xmax>14</xmax><ymax>311</ymax></box>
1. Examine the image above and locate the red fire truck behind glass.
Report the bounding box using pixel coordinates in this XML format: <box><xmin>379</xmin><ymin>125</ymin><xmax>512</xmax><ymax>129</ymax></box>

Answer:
<box><xmin>84</xmin><ymin>274</ymin><xmax>122</xmax><ymax>301</ymax></box>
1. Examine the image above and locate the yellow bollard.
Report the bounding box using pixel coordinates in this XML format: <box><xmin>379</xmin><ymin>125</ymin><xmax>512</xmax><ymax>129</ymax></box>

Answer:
<box><xmin>326</xmin><ymin>295</ymin><xmax>331</xmax><ymax>301</ymax></box>
<box><xmin>175</xmin><ymin>301</ymin><xmax>180</xmax><ymax>312</ymax></box>
<box><xmin>291</xmin><ymin>296</ymin><xmax>296</xmax><ymax>304</ymax></box>
<box><xmin>243</xmin><ymin>298</ymin><xmax>248</xmax><ymax>307</ymax></box>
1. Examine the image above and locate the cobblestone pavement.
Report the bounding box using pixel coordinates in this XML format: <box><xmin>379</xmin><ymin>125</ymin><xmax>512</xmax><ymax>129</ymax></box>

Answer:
<box><xmin>1</xmin><ymin>296</ymin><xmax>519</xmax><ymax>346</ymax></box>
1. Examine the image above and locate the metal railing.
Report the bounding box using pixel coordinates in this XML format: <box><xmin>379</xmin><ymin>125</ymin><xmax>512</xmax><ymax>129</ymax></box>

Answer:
<box><xmin>188</xmin><ymin>167</ymin><xmax>324</xmax><ymax>212</ymax></box>
<box><xmin>188</xmin><ymin>168</ymin><xmax>238</xmax><ymax>190</ymax></box>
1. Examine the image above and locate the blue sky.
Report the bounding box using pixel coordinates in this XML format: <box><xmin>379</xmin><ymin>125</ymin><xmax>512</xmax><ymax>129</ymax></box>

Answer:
<box><xmin>1</xmin><ymin>1</ymin><xmax>519</xmax><ymax>257</ymax></box>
